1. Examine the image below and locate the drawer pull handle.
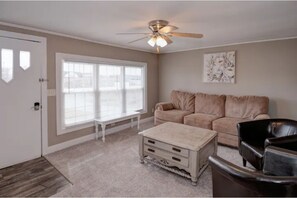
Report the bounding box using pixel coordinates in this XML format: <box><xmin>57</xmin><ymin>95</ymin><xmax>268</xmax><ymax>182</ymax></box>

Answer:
<box><xmin>148</xmin><ymin>140</ymin><xmax>155</xmax><ymax>144</ymax></box>
<box><xmin>172</xmin><ymin>147</ymin><xmax>181</xmax><ymax>152</ymax></box>
<box><xmin>172</xmin><ymin>157</ymin><xmax>181</xmax><ymax>162</ymax></box>
<box><xmin>148</xmin><ymin>148</ymin><xmax>155</xmax><ymax>153</ymax></box>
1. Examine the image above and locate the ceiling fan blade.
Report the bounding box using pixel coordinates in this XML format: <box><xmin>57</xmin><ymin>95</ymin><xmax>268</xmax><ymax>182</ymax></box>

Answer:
<box><xmin>128</xmin><ymin>36</ymin><xmax>149</xmax><ymax>44</ymax></box>
<box><xmin>116</xmin><ymin>33</ymin><xmax>151</xmax><ymax>35</ymax></box>
<box><xmin>170</xmin><ymin>32</ymin><xmax>203</xmax><ymax>38</ymax></box>
<box><xmin>159</xmin><ymin>25</ymin><xmax>178</xmax><ymax>34</ymax></box>
<box><xmin>163</xmin><ymin>35</ymin><xmax>173</xmax><ymax>45</ymax></box>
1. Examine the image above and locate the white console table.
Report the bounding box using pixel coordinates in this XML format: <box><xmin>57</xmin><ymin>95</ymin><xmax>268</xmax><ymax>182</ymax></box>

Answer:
<box><xmin>94</xmin><ymin>112</ymin><xmax>141</xmax><ymax>142</ymax></box>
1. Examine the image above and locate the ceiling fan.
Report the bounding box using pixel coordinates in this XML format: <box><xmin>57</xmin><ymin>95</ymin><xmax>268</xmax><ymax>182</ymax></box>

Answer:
<box><xmin>117</xmin><ymin>20</ymin><xmax>203</xmax><ymax>53</ymax></box>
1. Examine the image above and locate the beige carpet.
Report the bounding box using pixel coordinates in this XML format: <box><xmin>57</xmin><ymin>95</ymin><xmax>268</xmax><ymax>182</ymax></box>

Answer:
<box><xmin>46</xmin><ymin>121</ymin><xmax>248</xmax><ymax>197</ymax></box>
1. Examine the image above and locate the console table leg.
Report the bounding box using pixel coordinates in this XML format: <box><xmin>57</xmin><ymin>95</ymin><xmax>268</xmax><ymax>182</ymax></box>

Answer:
<box><xmin>137</xmin><ymin>115</ymin><xmax>140</xmax><ymax>130</ymax></box>
<box><xmin>101</xmin><ymin>124</ymin><xmax>106</xmax><ymax>142</ymax></box>
<box><xmin>191</xmin><ymin>177</ymin><xmax>198</xmax><ymax>186</ymax></box>
<box><xmin>95</xmin><ymin>121</ymin><xmax>99</xmax><ymax>140</ymax></box>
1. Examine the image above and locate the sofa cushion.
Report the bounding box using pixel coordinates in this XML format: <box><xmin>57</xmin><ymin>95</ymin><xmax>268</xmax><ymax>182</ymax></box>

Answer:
<box><xmin>155</xmin><ymin>109</ymin><xmax>193</xmax><ymax>123</ymax></box>
<box><xmin>218</xmin><ymin>133</ymin><xmax>238</xmax><ymax>147</ymax></box>
<box><xmin>195</xmin><ymin>93</ymin><xmax>226</xmax><ymax>117</ymax></box>
<box><xmin>225</xmin><ymin>95</ymin><xmax>269</xmax><ymax>119</ymax></box>
<box><xmin>184</xmin><ymin>113</ymin><xmax>220</xmax><ymax>129</ymax></box>
<box><xmin>171</xmin><ymin>90</ymin><xmax>195</xmax><ymax>112</ymax></box>
<box><xmin>213</xmin><ymin>117</ymin><xmax>249</xmax><ymax>136</ymax></box>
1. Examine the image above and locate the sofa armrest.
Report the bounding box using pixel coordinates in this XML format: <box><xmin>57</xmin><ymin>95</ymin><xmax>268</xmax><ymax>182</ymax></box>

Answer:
<box><xmin>155</xmin><ymin>102</ymin><xmax>174</xmax><ymax>111</ymax></box>
<box><xmin>237</xmin><ymin>119</ymin><xmax>270</xmax><ymax>145</ymax></box>
<box><xmin>254</xmin><ymin>114</ymin><xmax>270</xmax><ymax>120</ymax></box>
<box><xmin>265</xmin><ymin>134</ymin><xmax>297</xmax><ymax>150</ymax></box>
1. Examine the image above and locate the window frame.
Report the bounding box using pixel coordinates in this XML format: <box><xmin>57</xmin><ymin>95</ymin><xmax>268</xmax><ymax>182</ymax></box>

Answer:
<box><xmin>56</xmin><ymin>53</ymin><xmax>147</xmax><ymax>135</ymax></box>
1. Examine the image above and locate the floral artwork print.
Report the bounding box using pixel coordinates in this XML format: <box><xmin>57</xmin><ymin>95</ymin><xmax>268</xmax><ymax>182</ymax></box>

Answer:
<box><xmin>203</xmin><ymin>51</ymin><xmax>236</xmax><ymax>83</ymax></box>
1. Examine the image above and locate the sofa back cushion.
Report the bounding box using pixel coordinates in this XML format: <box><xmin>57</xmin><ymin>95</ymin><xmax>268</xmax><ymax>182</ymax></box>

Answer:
<box><xmin>195</xmin><ymin>93</ymin><xmax>226</xmax><ymax>117</ymax></box>
<box><xmin>171</xmin><ymin>90</ymin><xmax>195</xmax><ymax>112</ymax></box>
<box><xmin>225</xmin><ymin>95</ymin><xmax>269</xmax><ymax>119</ymax></box>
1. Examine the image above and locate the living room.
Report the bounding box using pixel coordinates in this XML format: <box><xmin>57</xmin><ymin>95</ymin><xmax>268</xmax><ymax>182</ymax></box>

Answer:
<box><xmin>0</xmin><ymin>1</ymin><xmax>297</xmax><ymax>197</ymax></box>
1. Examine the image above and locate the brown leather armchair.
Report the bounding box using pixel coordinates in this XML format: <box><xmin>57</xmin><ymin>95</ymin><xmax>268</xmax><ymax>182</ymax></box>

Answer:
<box><xmin>209</xmin><ymin>146</ymin><xmax>297</xmax><ymax>197</ymax></box>
<box><xmin>237</xmin><ymin>118</ymin><xmax>297</xmax><ymax>170</ymax></box>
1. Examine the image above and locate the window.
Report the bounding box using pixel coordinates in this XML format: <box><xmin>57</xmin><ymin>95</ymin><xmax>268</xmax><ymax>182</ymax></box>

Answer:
<box><xmin>19</xmin><ymin>51</ymin><xmax>31</xmax><ymax>70</ymax></box>
<box><xmin>99</xmin><ymin>65</ymin><xmax>123</xmax><ymax>117</ymax></box>
<box><xmin>56</xmin><ymin>53</ymin><xmax>147</xmax><ymax>134</ymax></box>
<box><xmin>62</xmin><ymin>62</ymin><xmax>95</xmax><ymax>126</ymax></box>
<box><xmin>1</xmin><ymin>49</ymin><xmax>13</xmax><ymax>83</ymax></box>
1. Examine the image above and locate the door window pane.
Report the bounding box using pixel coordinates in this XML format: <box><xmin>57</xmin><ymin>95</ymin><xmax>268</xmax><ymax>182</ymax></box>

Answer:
<box><xmin>20</xmin><ymin>51</ymin><xmax>30</xmax><ymax>70</ymax></box>
<box><xmin>1</xmin><ymin>49</ymin><xmax>13</xmax><ymax>83</ymax></box>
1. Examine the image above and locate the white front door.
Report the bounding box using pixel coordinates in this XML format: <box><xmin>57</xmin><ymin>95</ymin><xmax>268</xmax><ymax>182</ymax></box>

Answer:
<box><xmin>0</xmin><ymin>31</ymin><xmax>44</xmax><ymax>169</ymax></box>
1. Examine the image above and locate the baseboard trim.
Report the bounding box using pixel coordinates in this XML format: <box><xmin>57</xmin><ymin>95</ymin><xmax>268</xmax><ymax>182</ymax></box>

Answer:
<box><xmin>44</xmin><ymin>116</ymin><xmax>154</xmax><ymax>155</ymax></box>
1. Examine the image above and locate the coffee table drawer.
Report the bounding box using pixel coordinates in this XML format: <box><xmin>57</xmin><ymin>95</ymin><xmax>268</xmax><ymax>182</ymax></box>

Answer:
<box><xmin>144</xmin><ymin>145</ymin><xmax>189</xmax><ymax>167</ymax></box>
<box><xmin>144</xmin><ymin>137</ymin><xmax>189</xmax><ymax>157</ymax></box>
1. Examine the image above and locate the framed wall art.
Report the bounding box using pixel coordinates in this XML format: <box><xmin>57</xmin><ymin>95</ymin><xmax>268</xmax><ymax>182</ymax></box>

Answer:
<box><xmin>203</xmin><ymin>51</ymin><xmax>236</xmax><ymax>83</ymax></box>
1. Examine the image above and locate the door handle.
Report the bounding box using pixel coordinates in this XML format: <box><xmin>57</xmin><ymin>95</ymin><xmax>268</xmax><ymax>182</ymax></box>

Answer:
<box><xmin>33</xmin><ymin>102</ymin><xmax>40</xmax><ymax>111</ymax></box>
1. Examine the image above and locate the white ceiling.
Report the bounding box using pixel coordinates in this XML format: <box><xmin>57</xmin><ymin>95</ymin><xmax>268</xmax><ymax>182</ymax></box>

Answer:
<box><xmin>0</xmin><ymin>1</ymin><xmax>297</xmax><ymax>54</ymax></box>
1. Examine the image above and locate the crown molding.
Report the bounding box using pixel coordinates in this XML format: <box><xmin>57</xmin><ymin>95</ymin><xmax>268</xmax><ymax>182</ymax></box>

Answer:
<box><xmin>1</xmin><ymin>21</ymin><xmax>296</xmax><ymax>55</ymax></box>
<box><xmin>0</xmin><ymin>21</ymin><xmax>155</xmax><ymax>54</ymax></box>
<box><xmin>159</xmin><ymin>36</ymin><xmax>297</xmax><ymax>54</ymax></box>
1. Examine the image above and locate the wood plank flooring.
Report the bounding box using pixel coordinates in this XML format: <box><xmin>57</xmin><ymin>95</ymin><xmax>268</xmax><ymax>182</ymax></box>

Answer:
<box><xmin>0</xmin><ymin>157</ymin><xmax>71</xmax><ymax>197</ymax></box>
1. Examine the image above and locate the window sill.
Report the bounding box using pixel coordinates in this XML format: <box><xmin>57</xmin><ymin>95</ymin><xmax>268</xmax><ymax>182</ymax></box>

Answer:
<box><xmin>57</xmin><ymin>121</ymin><xmax>94</xmax><ymax>135</ymax></box>
<box><xmin>57</xmin><ymin>110</ymin><xmax>147</xmax><ymax>136</ymax></box>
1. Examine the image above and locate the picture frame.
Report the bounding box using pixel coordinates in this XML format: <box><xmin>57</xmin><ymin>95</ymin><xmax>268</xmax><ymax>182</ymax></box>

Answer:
<box><xmin>203</xmin><ymin>51</ymin><xmax>236</xmax><ymax>83</ymax></box>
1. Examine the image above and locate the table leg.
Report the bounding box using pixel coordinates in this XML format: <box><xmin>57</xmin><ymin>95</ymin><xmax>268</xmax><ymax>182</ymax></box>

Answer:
<box><xmin>131</xmin><ymin>118</ymin><xmax>133</xmax><ymax>128</ymax></box>
<box><xmin>191</xmin><ymin>177</ymin><xmax>198</xmax><ymax>186</ymax></box>
<box><xmin>95</xmin><ymin>121</ymin><xmax>99</xmax><ymax>140</ymax></box>
<box><xmin>137</xmin><ymin>115</ymin><xmax>140</xmax><ymax>130</ymax></box>
<box><xmin>139</xmin><ymin>135</ymin><xmax>144</xmax><ymax>164</ymax></box>
<box><xmin>101</xmin><ymin>124</ymin><xmax>106</xmax><ymax>142</ymax></box>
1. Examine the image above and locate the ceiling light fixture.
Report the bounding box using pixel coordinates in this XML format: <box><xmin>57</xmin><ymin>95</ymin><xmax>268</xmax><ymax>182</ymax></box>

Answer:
<box><xmin>118</xmin><ymin>19</ymin><xmax>203</xmax><ymax>53</ymax></box>
<box><xmin>147</xmin><ymin>36</ymin><xmax>156</xmax><ymax>47</ymax></box>
<box><xmin>156</xmin><ymin>36</ymin><xmax>167</xmax><ymax>47</ymax></box>
<box><xmin>148</xmin><ymin>35</ymin><xmax>167</xmax><ymax>48</ymax></box>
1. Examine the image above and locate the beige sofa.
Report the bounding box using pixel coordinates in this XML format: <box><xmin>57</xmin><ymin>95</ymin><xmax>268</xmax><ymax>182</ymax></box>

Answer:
<box><xmin>155</xmin><ymin>90</ymin><xmax>269</xmax><ymax>147</ymax></box>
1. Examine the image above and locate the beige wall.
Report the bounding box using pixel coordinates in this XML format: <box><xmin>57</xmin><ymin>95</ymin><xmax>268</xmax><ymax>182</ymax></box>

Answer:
<box><xmin>159</xmin><ymin>39</ymin><xmax>297</xmax><ymax>120</ymax></box>
<box><xmin>2</xmin><ymin>23</ymin><xmax>297</xmax><ymax>147</ymax></box>
<box><xmin>0</xmin><ymin>25</ymin><xmax>159</xmax><ymax>146</ymax></box>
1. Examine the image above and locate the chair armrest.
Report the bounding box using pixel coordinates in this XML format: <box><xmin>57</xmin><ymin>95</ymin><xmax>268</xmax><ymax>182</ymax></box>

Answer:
<box><xmin>263</xmin><ymin>146</ymin><xmax>297</xmax><ymax>176</ymax></box>
<box><xmin>254</xmin><ymin>114</ymin><xmax>270</xmax><ymax>120</ymax></box>
<box><xmin>209</xmin><ymin>155</ymin><xmax>297</xmax><ymax>197</ymax></box>
<box><xmin>237</xmin><ymin>119</ymin><xmax>270</xmax><ymax>144</ymax></box>
<box><xmin>265</xmin><ymin>134</ymin><xmax>297</xmax><ymax>150</ymax></box>
<box><xmin>155</xmin><ymin>102</ymin><xmax>174</xmax><ymax>111</ymax></box>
